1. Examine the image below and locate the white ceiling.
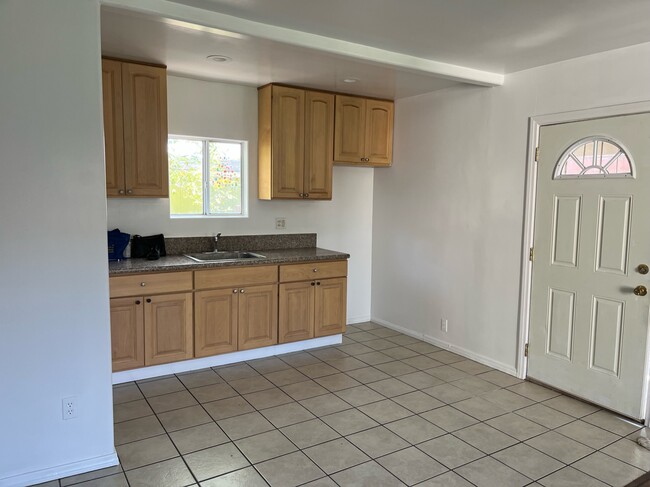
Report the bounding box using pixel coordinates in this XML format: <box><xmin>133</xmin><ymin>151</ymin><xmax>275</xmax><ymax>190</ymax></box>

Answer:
<box><xmin>101</xmin><ymin>0</ymin><xmax>650</xmax><ymax>99</ymax></box>
<box><xmin>169</xmin><ymin>0</ymin><xmax>650</xmax><ymax>73</ymax></box>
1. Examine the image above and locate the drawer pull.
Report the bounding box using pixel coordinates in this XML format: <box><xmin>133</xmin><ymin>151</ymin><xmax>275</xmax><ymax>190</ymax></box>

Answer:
<box><xmin>313</xmin><ymin>268</ymin><xmax>318</xmax><ymax>273</ymax></box>
<box><xmin>140</xmin><ymin>282</ymin><xmax>146</xmax><ymax>287</ymax></box>
<box><xmin>233</xmin><ymin>289</ymin><xmax>239</xmax><ymax>293</ymax></box>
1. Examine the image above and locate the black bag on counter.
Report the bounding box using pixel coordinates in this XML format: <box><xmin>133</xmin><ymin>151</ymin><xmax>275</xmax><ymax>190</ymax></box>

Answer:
<box><xmin>131</xmin><ymin>234</ymin><xmax>166</xmax><ymax>259</ymax></box>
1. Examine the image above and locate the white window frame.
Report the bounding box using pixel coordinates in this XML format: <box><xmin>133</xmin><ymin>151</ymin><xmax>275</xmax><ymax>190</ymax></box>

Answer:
<box><xmin>553</xmin><ymin>135</ymin><xmax>636</xmax><ymax>180</ymax></box>
<box><xmin>169</xmin><ymin>134</ymin><xmax>248</xmax><ymax>218</ymax></box>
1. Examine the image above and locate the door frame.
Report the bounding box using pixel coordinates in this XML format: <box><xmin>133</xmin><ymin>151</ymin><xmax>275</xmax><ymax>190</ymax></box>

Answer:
<box><xmin>517</xmin><ymin>100</ymin><xmax>650</xmax><ymax>423</ymax></box>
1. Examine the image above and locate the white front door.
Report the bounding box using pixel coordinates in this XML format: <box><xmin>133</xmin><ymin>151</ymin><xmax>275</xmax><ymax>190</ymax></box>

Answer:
<box><xmin>529</xmin><ymin>113</ymin><xmax>650</xmax><ymax>420</ymax></box>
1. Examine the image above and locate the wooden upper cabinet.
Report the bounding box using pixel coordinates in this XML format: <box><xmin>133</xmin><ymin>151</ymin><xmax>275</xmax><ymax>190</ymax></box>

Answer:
<box><xmin>101</xmin><ymin>58</ymin><xmax>168</xmax><ymax>197</ymax></box>
<box><xmin>334</xmin><ymin>95</ymin><xmax>394</xmax><ymax>167</ymax></box>
<box><xmin>304</xmin><ymin>91</ymin><xmax>334</xmax><ymax>199</ymax></box>
<box><xmin>258</xmin><ymin>84</ymin><xmax>333</xmax><ymax>200</ymax></box>
<box><xmin>102</xmin><ymin>60</ymin><xmax>125</xmax><ymax>196</ymax></box>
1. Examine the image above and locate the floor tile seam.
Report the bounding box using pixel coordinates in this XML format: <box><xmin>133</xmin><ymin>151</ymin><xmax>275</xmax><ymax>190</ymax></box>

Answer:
<box><xmin>451</xmin><ymin>453</ymin><xmax>535</xmax><ymax>486</ymax></box>
<box><xmin>59</xmin><ymin>466</ymin><xmax>125</xmax><ymax>487</ymax></box>
<box><xmin>249</xmin><ymin>449</ymin><xmax>328</xmax><ymax>485</ymax></box>
<box><xmin>318</xmin><ymin>458</ymin><xmax>403</xmax><ymax>485</ymax></box>
<box><xmin>234</xmin><ymin>427</ymin><xmax>304</xmax><ymax>465</ymax></box>
<box><xmin>488</xmin><ymin>445</ymin><xmax>566</xmax><ymax>482</ymax></box>
<box><xmin>509</xmin><ymin>407</ymin><xmax>575</xmax><ymax>431</ymax></box>
<box><xmin>542</xmin><ymin>458</ymin><xmax>620</xmax><ymax>487</ymax></box>
<box><xmin>444</xmin><ymin>401</ymin><xmax>522</xmax><ymax>436</ymax></box>
<box><xmin>549</xmin><ymin>417</ymin><xmax>627</xmax><ymax>450</ymax></box>
<box><xmin>574</xmin><ymin>443</ymin><xmax>649</xmax><ymax>475</ymax></box>
<box><xmin>411</xmin><ymin>438</ymin><xmax>487</xmax><ymax>471</ymax></box>
<box><xmin>447</xmin><ymin>426</ymin><xmax>522</xmax><ymax>456</ymax></box>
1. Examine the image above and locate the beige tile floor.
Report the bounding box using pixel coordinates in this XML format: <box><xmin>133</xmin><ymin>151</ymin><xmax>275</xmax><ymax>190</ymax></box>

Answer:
<box><xmin>35</xmin><ymin>322</ymin><xmax>650</xmax><ymax>487</ymax></box>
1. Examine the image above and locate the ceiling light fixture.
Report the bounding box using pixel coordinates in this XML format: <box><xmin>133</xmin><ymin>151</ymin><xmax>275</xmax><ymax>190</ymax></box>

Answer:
<box><xmin>342</xmin><ymin>78</ymin><xmax>359</xmax><ymax>83</ymax></box>
<box><xmin>206</xmin><ymin>55</ymin><xmax>232</xmax><ymax>63</ymax></box>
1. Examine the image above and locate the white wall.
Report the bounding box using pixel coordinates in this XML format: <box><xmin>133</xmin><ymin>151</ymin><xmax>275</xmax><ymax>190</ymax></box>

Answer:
<box><xmin>108</xmin><ymin>76</ymin><xmax>374</xmax><ymax>321</ymax></box>
<box><xmin>0</xmin><ymin>1</ymin><xmax>116</xmax><ymax>485</ymax></box>
<box><xmin>372</xmin><ymin>42</ymin><xmax>650</xmax><ymax>373</ymax></box>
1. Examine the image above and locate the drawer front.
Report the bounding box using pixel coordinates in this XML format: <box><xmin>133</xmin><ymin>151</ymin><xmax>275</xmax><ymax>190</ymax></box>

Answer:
<box><xmin>195</xmin><ymin>265</ymin><xmax>278</xmax><ymax>290</ymax></box>
<box><xmin>110</xmin><ymin>272</ymin><xmax>193</xmax><ymax>298</ymax></box>
<box><xmin>280</xmin><ymin>260</ymin><xmax>347</xmax><ymax>282</ymax></box>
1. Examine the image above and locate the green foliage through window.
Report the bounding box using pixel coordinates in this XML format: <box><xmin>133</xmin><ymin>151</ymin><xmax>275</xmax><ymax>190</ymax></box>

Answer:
<box><xmin>169</xmin><ymin>137</ymin><xmax>244</xmax><ymax>216</ymax></box>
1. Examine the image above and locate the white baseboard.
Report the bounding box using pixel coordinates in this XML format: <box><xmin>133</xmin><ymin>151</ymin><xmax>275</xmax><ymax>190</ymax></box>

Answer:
<box><xmin>0</xmin><ymin>451</ymin><xmax>118</xmax><ymax>487</ymax></box>
<box><xmin>347</xmin><ymin>315</ymin><xmax>371</xmax><ymax>325</ymax></box>
<box><xmin>371</xmin><ymin>317</ymin><xmax>517</xmax><ymax>377</ymax></box>
<box><xmin>113</xmin><ymin>334</ymin><xmax>342</xmax><ymax>384</ymax></box>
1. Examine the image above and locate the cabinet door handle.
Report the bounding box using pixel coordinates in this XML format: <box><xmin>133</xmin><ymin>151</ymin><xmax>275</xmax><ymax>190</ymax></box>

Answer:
<box><xmin>118</xmin><ymin>189</ymin><xmax>125</xmax><ymax>195</ymax></box>
<box><xmin>240</xmin><ymin>289</ymin><xmax>245</xmax><ymax>293</ymax></box>
<box><xmin>299</xmin><ymin>193</ymin><xmax>304</xmax><ymax>198</ymax></box>
<box><xmin>311</xmin><ymin>282</ymin><xmax>315</xmax><ymax>286</ymax></box>
<box><xmin>135</xmin><ymin>300</ymin><xmax>141</xmax><ymax>305</ymax></box>
<box><xmin>316</xmin><ymin>281</ymin><xmax>321</xmax><ymax>285</ymax></box>
<box><xmin>126</xmin><ymin>189</ymin><xmax>133</xmax><ymax>194</ymax></box>
<box><xmin>233</xmin><ymin>289</ymin><xmax>239</xmax><ymax>293</ymax></box>
<box><xmin>146</xmin><ymin>298</ymin><xmax>152</xmax><ymax>303</ymax></box>
<box><xmin>304</xmin><ymin>193</ymin><xmax>309</xmax><ymax>198</ymax></box>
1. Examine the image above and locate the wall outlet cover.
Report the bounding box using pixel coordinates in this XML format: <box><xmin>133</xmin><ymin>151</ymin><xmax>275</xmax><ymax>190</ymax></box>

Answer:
<box><xmin>275</xmin><ymin>217</ymin><xmax>287</xmax><ymax>230</ymax></box>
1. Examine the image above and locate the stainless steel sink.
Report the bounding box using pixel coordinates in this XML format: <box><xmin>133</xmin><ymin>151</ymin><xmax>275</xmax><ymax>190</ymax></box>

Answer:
<box><xmin>185</xmin><ymin>251</ymin><xmax>266</xmax><ymax>263</ymax></box>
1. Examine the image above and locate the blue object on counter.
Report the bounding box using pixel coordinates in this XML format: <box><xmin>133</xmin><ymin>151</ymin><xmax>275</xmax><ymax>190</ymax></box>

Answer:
<box><xmin>108</xmin><ymin>229</ymin><xmax>130</xmax><ymax>261</ymax></box>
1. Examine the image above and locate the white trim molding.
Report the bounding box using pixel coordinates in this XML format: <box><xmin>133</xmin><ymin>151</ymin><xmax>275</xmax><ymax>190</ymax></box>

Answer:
<box><xmin>371</xmin><ymin>317</ymin><xmax>518</xmax><ymax>376</ymax></box>
<box><xmin>101</xmin><ymin>0</ymin><xmax>504</xmax><ymax>87</ymax></box>
<box><xmin>0</xmin><ymin>452</ymin><xmax>119</xmax><ymax>487</ymax></box>
<box><xmin>517</xmin><ymin>99</ymin><xmax>650</xmax><ymax>422</ymax></box>
<box><xmin>113</xmin><ymin>334</ymin><xmax>342</xmax><ymax>384</ymax></box>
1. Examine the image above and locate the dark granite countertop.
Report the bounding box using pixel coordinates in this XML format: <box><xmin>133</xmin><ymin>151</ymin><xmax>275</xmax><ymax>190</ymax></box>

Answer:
<box><xmin>109</xmin><ymin>247</ymin><xmax>349</xmax><ymax>276</ymax></box>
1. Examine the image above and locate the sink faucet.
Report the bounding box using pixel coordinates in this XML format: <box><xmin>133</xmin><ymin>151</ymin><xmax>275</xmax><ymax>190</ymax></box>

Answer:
<box><xmin>214</xmin><ymin>233</ymin><xmax>222</xmax><ymax>252</ymax></box>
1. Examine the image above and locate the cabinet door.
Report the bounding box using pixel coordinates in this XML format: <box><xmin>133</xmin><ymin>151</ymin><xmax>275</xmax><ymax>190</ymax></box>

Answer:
<box><xmin>272</xmin><ymin>86</ymin><xmax>305</xmax><ymax>198</ymax></box>
<box><xmin>144</xmin><ymin>292</ymin><xmax>193</xmax><ymax>366</ymax></box>
<box><xmin>315</xmin><ymin>278</ymin><xmax>347</xmax><ymax>337</ymax></box>
<box><xmin>279</xmin><ymin>281</ymin><xmax>315</xmax><ymax>343</ymax></box>
<box><xmin>304</xmin><ymin>91</ymin><xmax>334</xmax><ymax>199</ymax></box>
<box><xmin>195</xmin><ymin>289</ymin><xmax>238</xmax><ymax>357</ymax></box>
<box><xmin>365</xmin><ymin>99</ymin><xmax>394</xmax><ymax>166</ymax></box>
<box><xmin>238</xmin><ymin>284</ymin><xmax>278</xmax><ymax>350</ymax></box>
<box><xmin>110</xmin><ymin>297</ymin><xmax>145</xmax><ymax>372</ymax></box>
<box><xmin>122</xmin><ymin>63</ymin><xmax>168</xmax><ymax>197</ymax></box>
<box><xmin>102</xmin><ymin>59</ymin><xmax>125</xmax><ymax>196</ymax></box>
<box><xmin>334</xmin><ymin>95</ymin><xmax>366</xmax><ymax>163</ymax></box>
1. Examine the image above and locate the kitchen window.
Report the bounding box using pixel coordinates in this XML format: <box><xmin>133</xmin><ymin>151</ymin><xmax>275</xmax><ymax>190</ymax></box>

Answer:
<box><xmin>168</xmin><ymin>136</ymin><xmax>247</xmax><ymax>217</ymax></box>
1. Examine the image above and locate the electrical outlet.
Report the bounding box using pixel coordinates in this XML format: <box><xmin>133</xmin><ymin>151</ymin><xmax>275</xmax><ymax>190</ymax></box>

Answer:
<box><xmin>62</xmin><ymin>396</ymin><xmax>78</xmax><ymax>420</ymax></box>
<box><xmin>441</xmin><ymin>319</ymin><xmax>448</xmax><ymax>333</ymax></box>
<box><xmin>275</xmin><ymin>217</ymin><xmax>286</xmax><ymax>230</ymax></box>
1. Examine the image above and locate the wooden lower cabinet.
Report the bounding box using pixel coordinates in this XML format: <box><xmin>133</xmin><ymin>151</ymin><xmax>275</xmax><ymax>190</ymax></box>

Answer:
<box><xmin>315</xmin><ymin>278</ymin><xmax>347</xmax><ymax>337</ymax></box>
<box><xmin>279</xmin><ymin>281</ymin><xmax>315</xmax><ymax>343</ymax></box>
<box><xmin>239</xmin><ymin>284</ymin><xmax>278</xmax><ymax>350</ymax></box>
<box><xmin>279</xmin><ymin>277</ymin><xmax>347</xmax><ymax>343</ymax></box>
<box><xmin>195</xmin><ymin>289</ymin><xmax>238</xmax><ymax>357</ymax></box>
<box><xmin>144</xmin><ymin>293</ymin><xmax>193</xmax><ymax>366</ymax></box>
<box><xmin>110</xmin><ymin>297</ymin><xmax>145</xmax><ymax>372</ymax></box>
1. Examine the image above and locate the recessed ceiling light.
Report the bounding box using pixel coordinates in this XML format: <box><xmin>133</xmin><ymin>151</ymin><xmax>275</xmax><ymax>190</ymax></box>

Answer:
<box><xmin>342</xmin><ymin>78</ymin><xmax>359</xmax><ymax>83</ymax></box>
<box><xmin>206</xmin><ymin>55</ymin><xmax>232</xmax><ymax>63</ymax></box>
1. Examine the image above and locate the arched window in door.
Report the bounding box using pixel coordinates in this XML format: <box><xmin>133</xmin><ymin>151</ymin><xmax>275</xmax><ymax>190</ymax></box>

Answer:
<box><xmin>554</xmin><ymin>136</ymin><xmax>634</xmax><ymax>179</ymax></box>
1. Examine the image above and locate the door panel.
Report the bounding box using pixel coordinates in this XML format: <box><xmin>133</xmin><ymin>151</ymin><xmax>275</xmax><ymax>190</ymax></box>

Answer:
<box><xmin>279</xmin><ymin>281</ymin><xmax>315</xmax><ymax>343</ymax></box>
<box><xmin>304</xmin><ymin>91</ymin><xmax>334</xmax><ymax>199</ymax></box>
<box><xmin>238</xmin><ymin>284</ymin><xmax>278</xmax><ymax>350</ymax></box>
<box><xmin>144</xmin><ymin>292</ymin><xmax>193</xmax><ymax>366</ymax></box>
<box><xmin>315</xmin><ymin>278</ymin><xmax>347</xmax><ymax>337</ymax></box>
<box><xmin>529</xmin><ymin>113</ymin><xmax>650</xmax><ymax>420</ymax></box>
<box><xmin>272</xmin><ymin>86</ymin><xmax>304</xmax><ymax>198</ymax></box>
<box><xmin>595</xmin><ymin>196</ymin><xmax>631</xmax><ymax>275</ymax></box>
<box><xmin>551</xmin><ymin>196</ymin><xmax>581</xmax><ymax>267</ymax></box>
<box><xmin>110</xmin><ymin>297</ymin><xmax>144</xmax><ymax>372</ymax></box>
<box><xmin>195</xmin><ymin>289</ymin><xmax>238</xmax><ymax>357</ymax></box>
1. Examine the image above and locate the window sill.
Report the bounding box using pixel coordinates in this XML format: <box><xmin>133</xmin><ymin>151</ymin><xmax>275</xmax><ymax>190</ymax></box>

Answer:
<box><xmin>171</xmin><ymin>214</ymin><xmax>249</xmax><ymax>219</ymax></box>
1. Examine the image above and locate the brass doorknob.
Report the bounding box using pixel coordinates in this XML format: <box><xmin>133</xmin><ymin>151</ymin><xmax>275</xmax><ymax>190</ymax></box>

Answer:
<box><xmin>638</xmin><ymin>264</ymin><xmax>649</xmax><ymax>275</ymax></box>
<box><xmin>634</xmin><ymin>285</ymin><xmax>648</xmax><ymax>296</ymax></box>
